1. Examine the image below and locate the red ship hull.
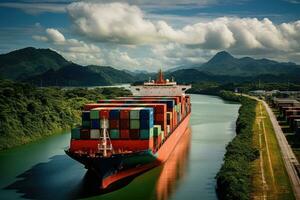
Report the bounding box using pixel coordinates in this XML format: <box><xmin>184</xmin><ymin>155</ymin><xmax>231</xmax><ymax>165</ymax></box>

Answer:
<box><xmin>101</xmin><ymin>113</ymin><xmax>191</xmax><ymax>188</ymax></box>
<box><xmin>66</xmin><ymin>113</ymin><xmax>191</xmax><ymax>189</ymax></box>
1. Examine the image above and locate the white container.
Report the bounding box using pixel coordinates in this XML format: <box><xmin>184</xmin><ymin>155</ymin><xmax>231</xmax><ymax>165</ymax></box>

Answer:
<box><xmin>90</xmin><ymin>129</ymin><xmax>100</xmax><ymax>139</ymax></box>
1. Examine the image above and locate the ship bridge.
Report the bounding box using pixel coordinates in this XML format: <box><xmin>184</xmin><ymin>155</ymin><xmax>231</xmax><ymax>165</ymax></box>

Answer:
<box><xmin>130</xmin><ymin>69</ymin><xmax>191</xmax><ymax>96</ymax></box>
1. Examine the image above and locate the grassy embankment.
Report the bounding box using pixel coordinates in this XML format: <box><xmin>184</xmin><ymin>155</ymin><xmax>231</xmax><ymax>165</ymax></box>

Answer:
<box><xmin>0</xmin><ymin>80</ymin><xmax>131</xmax><ymax>150</ymax></box>
<box><xmin>216</xmin><ymin>91</ymin><xmax>259</xmax><ymax>200</ymax></box>
<box><xmin>215</xmin><ymin>91</ymin><xmax>294</xmax><ymax>200</ymax></box>
<box><xmin>251</xmin><ymin>101</ymin><xmax>294</xmax><ymax>199</ymax></box>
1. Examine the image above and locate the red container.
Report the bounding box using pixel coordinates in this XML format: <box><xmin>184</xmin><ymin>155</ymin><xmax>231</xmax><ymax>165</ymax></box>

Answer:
<box><xmin>120</xmin><ymin>110</ymin><xmax>130</xmax><ymax>119</ymax></box>
<box><xmin>120</xmin><ymin>120</ymin><xmax>130</xmax><ymax>129</ymax></box>
<box><xmin>155</xmin><ymin>113</ymin><xmax>165</xmax><ymax>121</ymax></box>
<box><xmin>130</xmin><ymin>129</ymin><xmax>140</xmax><ymax>139</ymax></box>
<box><xmin>120</xmin><ymin>129</ymin><xmax>130</xmax><ymax>139</ymax></box>
<box><xmin>80</xmin><ymin>129</ymin><xmax>90</xmax><ymax>139</ymax></box>
<box><xmin>109</xmin><ymin>120</ymin><xmax>120</xmax><ymax>129</ymax></box>
<box><xmin>155</xmin><ymin>105</ymin><xmax>165</xmax><ymax>114</ymax></box>
<box><xmin>100</xmin><ymin>110</ymin><xmax>110</xmax><ymax>119</ymax></box>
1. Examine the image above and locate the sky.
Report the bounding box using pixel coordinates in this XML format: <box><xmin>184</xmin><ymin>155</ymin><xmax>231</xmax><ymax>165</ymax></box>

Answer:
<box><xmin>0</xmin><ymin>0</ymin><xmax>300</xmax><ymax>72</ymax></box>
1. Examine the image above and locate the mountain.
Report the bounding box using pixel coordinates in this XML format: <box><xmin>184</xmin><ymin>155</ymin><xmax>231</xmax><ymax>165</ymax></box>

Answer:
<box><xmin>0</xmin><ymin>47</ymin><xmax>70</xmax><ymax>80</ymax></box>
<box><xmin>25</xmin><ymin>64</ymin><xmax>135</xmax><ymax>86</ymax></box>
<box><xmin>198</xmin><ymin>51</ymin><xmax>300</xmax><ymax>76</ymax></box>
<box><xmin>166</xmin><ymin>64</ymin><xmax>200</xmax><ymax>73</ymax></box>
<box><xmin>0</xmin><ymin>47</ymin><xmax>135</xmax><ymax>86</ymax></box>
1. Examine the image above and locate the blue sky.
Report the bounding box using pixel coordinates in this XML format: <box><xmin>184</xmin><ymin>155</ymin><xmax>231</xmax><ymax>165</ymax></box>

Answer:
<box><xmin>0</xmin><ymin>0</ymin><xmax>300</xmax><ymax>71</ymax></box>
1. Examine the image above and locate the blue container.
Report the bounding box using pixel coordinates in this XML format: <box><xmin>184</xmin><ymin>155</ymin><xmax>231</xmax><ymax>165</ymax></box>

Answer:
<box><xmin>140</xmin><ymin>108</ymin><xmax>154</xmax><ymax>120</ymax></box>
<box><xmin>109</xmin><ymin>109</ymin><xmax>120</xmax><ymax>119</ymax></box>
<box><xmin>91</xmin><ymin>119</ymin><xmax>100</xmax><ymax>129</ymax></box>
<box><xmin>140</xmin><ymin>119</ymin><xmax>154</xmax><ymax>129</ymax></box>
<box><xmin>82</xmin><ymin>111</ymin><xmax>90</xmax><ymax>120</ymax></box>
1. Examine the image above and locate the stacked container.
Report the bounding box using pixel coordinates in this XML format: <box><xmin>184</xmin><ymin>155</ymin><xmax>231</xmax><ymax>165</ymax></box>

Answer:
<box><xmin>71</xmin><ymin>95</ymin><xmax>191</xmax><ymax>153</ymax></box>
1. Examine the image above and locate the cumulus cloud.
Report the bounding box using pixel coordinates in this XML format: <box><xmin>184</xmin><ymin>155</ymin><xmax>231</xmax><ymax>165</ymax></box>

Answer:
<box><xmin>32</xmin><ymin>28</ymin><xmax>144</xmax><ymax>68</ymax></box>
<box><xmin>45</xmin><ymin>28</ymin><xmax>66</xmax><ymax>44</ymax></box>
<box><xmin>66</xmin><ymin>2</ymin><xmax>300</xmax><ymax>54</ymax></box>
<box><xmin>30</xmin><ymin>2</ymin><xmax>300</xmax><ymax>69</ymax></box>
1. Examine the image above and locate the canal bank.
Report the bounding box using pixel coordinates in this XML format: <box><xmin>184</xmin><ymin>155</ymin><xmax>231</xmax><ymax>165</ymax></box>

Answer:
<box><xmin>0</xmin><ymin>94</ymin><xmax>240</xmax><ymax>200</ymax></box>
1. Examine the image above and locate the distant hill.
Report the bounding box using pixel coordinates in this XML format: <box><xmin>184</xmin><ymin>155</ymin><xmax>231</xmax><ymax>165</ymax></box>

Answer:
<box><xmin>166</xmin><ymin>64</ymin><xmax>199</xmax><ymax>73</ymax></box>
<box><xmin>1</xmin><ymin>47</ymin><xmax>300</xmax><ymax>86</ymax></box>
<box><xmin>0</xmin><ymin>47</ymin><xmax>70</xmax><ymax>80</ymax></box>
<box><xmin>0</xmin><ymin>47</ymin><xmax>135</xmax><ymax>86</ymax></box>
<box><xmin>198</xmin><ymin>51</ymin><xmax>300</xmax><ymax>76</ymax></box>
<box><xmin>23</xmin><ymin>64</ymin><xmax>135</xmax><ymax>86</ymax></box>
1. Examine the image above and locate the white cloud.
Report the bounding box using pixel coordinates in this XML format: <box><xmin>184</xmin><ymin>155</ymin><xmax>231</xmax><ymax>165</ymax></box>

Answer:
<box><xmin>66</xmin><ymin>2</ymin><xmax>300</xmax><ymax>55</ymax></box>
<box><xmin>45</xmin><ymin>28</ymin><xmax>66</xmax><ymax>44</ymax></box>
<box><xmin>28</xmin><ymin>2</ymin><xmax>300</xmax><ymax>69</ymax></box>
<box><xmin>32</xmin><ymin>28</ymin><xmax>144</xmax><ymax>68</ymax></box>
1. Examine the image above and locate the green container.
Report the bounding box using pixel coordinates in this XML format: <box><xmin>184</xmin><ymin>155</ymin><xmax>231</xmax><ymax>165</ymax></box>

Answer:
<box><xmin>153</xmin><ymin>125</ymin><xmax>161</xmax><ymax>136</ymax></box>
<box><xmin>110</xmin><ymin>129</ymin><xmax>120</xmax><ymax>139</ymax></box>
<box><xmin>177</xmin><ymin>103</ymin><xmax>181</xmax><ymax>113</ymax></box>
<box><xmin>130</xmin><ymin>109</ymin><xmax>140</xmax><ymax>119</ymax></box>
<box><xmin>82</xmin><ymin>120</ymin><xmax>90</xmax><ymax>128</ymax></box>
<box><xmin>130</xmin><ymin>119</ymin><xmax>140</xmax><ymax>129</ymax></box>
<box><xmin>90</xmin><ymin>110</ymin><xmax>99</xmax><ymax>119</ymax></box>
<box><xmin>161</xmin><ymin>131</ymin><xmax>165</xmax><ymax>140</ymax></box>
<box><xmin>140</xmin><ymin>128</ymin><xmax>153</xmax><ymax>139</ymax></box>
<box><xmin>71</xmin><ymin>128</ymin><xmax>80</xmax><ymax>139</ymax></box>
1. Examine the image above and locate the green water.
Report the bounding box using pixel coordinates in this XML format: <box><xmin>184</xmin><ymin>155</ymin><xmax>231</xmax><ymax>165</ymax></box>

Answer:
<box><xmin>0</xmin><ymin>94</ymin><xmax>240</xmax><ymax>200</ymax></box>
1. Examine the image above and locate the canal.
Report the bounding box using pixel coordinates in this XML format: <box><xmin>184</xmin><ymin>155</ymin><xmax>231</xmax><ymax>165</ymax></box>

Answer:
<box><xmin>0</xmin><ymin>94</ymin><xmax>240</xmax><ymax>200</ymax></box>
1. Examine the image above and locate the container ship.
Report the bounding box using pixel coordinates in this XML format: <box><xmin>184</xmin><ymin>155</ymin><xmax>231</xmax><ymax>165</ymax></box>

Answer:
<box><xmin>65</xmin><ymin>70</ymin><xmax>191</xmax><ymax>189</ymax></box>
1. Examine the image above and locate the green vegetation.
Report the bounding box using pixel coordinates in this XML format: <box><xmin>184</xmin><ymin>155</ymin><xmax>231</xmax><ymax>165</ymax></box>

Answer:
<box><xmin>216</xmin><ymin>91</ymin><xmax>259</xmax><ymax>200</ymax></box>
<box><xmin>0</xmin><ymin>80</ymin><xmax>131</xmax><ymax>150</ymax></box>
<box><xmin>0</xmin><ymin>47</ymin><xmax>69</xmax><ymax>80</ymax></box>
<box><xmin>0</xmin><ymin>47</ymin><xmax>135</xmax><ymax>86</ymax></box>
<box><xmin>188</xmin><ymin>82</ymin><xmax>300</xmax><ymax>95</ymax></box>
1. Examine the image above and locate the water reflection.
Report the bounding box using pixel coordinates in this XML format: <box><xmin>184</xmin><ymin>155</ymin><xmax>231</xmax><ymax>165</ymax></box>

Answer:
<box><xmin>4</xmin><ymin>127</ymin><xmax>191</xmax><ymax>200</ymax></box>
<box><xmin>155</xmin><ymin>127</ymin><xmax>191</xmax><ymax>200</ymax></box>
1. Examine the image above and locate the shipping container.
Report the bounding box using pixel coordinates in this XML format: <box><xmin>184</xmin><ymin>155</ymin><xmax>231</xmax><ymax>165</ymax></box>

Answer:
<box><xmin>130</xmin><ymin>129</ymin><xmax>140</xmax><ymax>139</ymax></box>
<box><xmin>71</xmin><ymin>128</ymin><xmax>80</xmax><ymax>139</ymax></box>
<box><xmin>90</xmin><ymin>129</ymin><xmax>100</xmax><ymax>139</ymax></box>
<box><xmin>120</xmin><ymin>119</ymin><xmax>130</xmax><ymax>129</ymax></box>
<box><xmin>109</xmin><ymin>109</ymin><xmax>120</xmax><ymax>119</ymax></box>
<box><xmin>82</xmin><ymin>120</ymin><xmax>90</xmax><ymax>129</ymax></box>
<box><xmin>120</xmin><ymin>110</ymin><xmax>130</xmax><ymax>119</ymax></box>
<box><xmin>153</xmin><ymin>125</ymin><xmax>161</xmax><ymax>136</ymax></box>
<box><xmin>120</xmin><ymin>129</ymin><xmax>130</xmax><ymax>139</ymax></box>
<box><xmin>109</xmin><ymin>120</ymin><xmax>119</xmax><ymax>129</ymax></box>
<box><xmin>80</xmin><ymin>129</ymin><xmax>90</xmax><ymax>139</ymax></box>
<box><xmin>91</xmin><ymin>119</ymin><xmax>100</xmax><ymax>129</ymax></box>
<box><xmin>110</xmin><ymin>129</ymin><xmax>120</xmax><ymax>139</ymax></box>
<box><xmin>90</xmin><ymin>110</ymin><xmax>99</xmax><ymax>119</ymax></box>
<box><xmin>140</xmin><ymin>128</ymin><xmax>154</xmax><ymax>139</ymax></box>
<box><xmin>82</xmin><ymin>111</ymin><xmax>90</xmax><ymax>120</ymax></box>
<box><xmin>130</xmin><ymin>119</ymin><xmax>140</xmax><ymax>129</ymax></box>
<box><xmin>130</xmin><ymin>108</ymin><xmax>141</xmax><ymax>119</ymax></box>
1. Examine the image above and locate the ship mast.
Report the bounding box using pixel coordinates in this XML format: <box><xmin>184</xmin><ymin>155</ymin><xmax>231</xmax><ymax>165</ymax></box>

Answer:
<box><xmin>98</xmin><ymin>118</ymin><xmax>113</xmax><ymax>157</ymax></box>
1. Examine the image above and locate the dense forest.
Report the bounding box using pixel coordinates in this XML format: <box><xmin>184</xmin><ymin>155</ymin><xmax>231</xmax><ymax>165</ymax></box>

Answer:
<box><xmin>188</xmin><ymin>82</ymin><xmax>300</xmax><ymax>95</ymax></box>
<box><xmin>0</xmin><ymin>80</ymin><xmax>131</xmax><ymax>150</ymax></box>
<box><xmin>216</xmin><ymin>91</ymin><xmax>259</xmax><ymax>200</ymax></box>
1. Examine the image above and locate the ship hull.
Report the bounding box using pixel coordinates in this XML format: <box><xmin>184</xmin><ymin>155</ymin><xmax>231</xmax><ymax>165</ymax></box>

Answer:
<box><xmin>66</xmin><ymin>113</ymin><xmax>191</xmax><ymax>189</ymax></box>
